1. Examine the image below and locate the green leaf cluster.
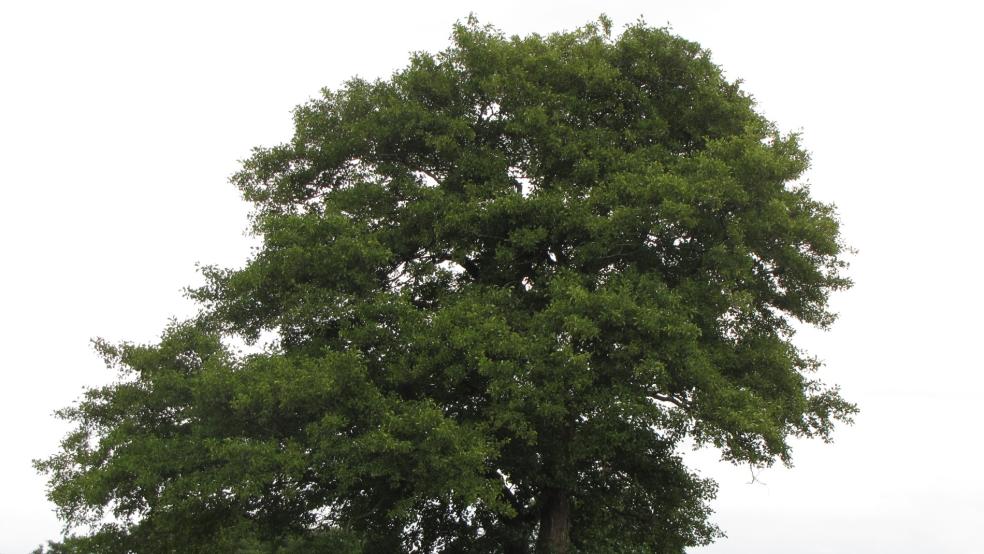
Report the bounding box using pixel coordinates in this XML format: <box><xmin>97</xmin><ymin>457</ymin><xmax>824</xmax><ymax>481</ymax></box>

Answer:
<box><xmin>37</xmin><ymin>16</ymin><xmax>854</xmax><ymax>553</ymax></box>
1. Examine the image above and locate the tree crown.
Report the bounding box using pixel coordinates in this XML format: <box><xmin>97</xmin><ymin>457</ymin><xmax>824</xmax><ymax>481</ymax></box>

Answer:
<box><xmin>38</xmin><ymin>17</ymin><xmax>854</xmax><ymax>553</ymax></box>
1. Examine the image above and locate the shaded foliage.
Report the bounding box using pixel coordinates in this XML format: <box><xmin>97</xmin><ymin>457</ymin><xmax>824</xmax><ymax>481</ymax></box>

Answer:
<box><xmin>37</xmin><ymin>16</ymin><xmax>853</xmax><ymax>553</ymax></box>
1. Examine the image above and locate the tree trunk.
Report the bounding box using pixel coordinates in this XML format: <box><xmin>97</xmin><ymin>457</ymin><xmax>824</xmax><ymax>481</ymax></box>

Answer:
<box><xmin>535</xmin><ymin>487</ymin><xmax>571</xmax><ymax>554</ymax></box>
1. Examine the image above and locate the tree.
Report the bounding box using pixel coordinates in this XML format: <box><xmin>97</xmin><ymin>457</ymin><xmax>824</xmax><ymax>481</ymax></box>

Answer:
<box><xmin>36</xmin><ymin>16</ymin><xmax>855</xmax><ymax>553</ymax></box>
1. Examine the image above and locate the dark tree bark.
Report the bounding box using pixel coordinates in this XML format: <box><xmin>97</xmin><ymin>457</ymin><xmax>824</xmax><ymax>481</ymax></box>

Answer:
<box><xmin>535</xmin><ymin>487</ymin><xmax>571</xmax><ymax>554</ymax></box>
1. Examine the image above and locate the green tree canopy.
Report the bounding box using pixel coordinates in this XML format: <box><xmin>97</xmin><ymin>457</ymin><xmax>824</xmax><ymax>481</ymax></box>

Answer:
<box><xmin>37</xmin><ymin>16</ymin><xmax>854</xmax><ymax>553</ymax></box>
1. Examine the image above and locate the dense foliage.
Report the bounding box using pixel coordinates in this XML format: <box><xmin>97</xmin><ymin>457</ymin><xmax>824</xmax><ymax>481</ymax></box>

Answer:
<box><xmin>37</xmin><ymin>17</ymin><xmax>854</xmax><ymax>553</ymax></box>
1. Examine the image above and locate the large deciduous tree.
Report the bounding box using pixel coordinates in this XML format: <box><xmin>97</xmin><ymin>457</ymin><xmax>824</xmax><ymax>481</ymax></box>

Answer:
<box><xmin>37</xmin><ymin>17</ymin><xmax>855</xmax><ymax>553</ymax></box>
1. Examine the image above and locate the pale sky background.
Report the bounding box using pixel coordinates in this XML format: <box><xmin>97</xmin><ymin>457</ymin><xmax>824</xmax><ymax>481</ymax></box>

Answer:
<box><xmin>1</xmin><ymin>1</ymin><xmax>982</xmax><ymax>552</ymax></box>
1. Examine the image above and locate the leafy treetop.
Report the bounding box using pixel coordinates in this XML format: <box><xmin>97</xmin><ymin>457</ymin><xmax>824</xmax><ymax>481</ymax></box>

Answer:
<box><xmin>37</xmin><ymin>16</ymin><xmax>854</xmax><ymax>554</ymax></box>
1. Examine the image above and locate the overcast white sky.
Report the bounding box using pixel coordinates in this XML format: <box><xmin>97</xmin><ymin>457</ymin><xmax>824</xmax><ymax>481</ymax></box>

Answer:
<box><xmin>1</xmin><ymin>1</ymin><xmax>982</xmax><ymax>552</ymax></box>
